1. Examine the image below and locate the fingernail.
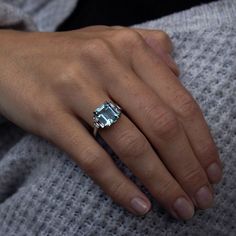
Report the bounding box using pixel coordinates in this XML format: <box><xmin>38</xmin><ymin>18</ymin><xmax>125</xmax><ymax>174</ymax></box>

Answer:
<box><xmin>130</xmin><ymin>197</ymin><xmax>150</xmax><ymax>215</ymax></box>
<box><xmin>195</xmin><ymin>186</ymin><xmax>214</xmax><ymax>209</ymax></box>
<box><xmin>173</xmin><ymin>197</ymin><xmax>194</xmax><ymax>220</ymax></box>
<box><xmin>207</xmin><ymin>162</ymin><xmax>222</xmax><ymax>183</ymax></box>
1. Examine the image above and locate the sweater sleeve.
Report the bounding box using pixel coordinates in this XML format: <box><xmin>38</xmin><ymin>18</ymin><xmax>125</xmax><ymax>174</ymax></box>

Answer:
<box><xmin>0</xmin><ymin>2</ymin><xmax>37</xmax><ymax>31</ymax></box>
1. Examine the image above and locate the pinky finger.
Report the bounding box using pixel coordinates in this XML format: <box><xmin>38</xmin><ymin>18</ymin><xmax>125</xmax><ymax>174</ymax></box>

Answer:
<box><xmin>42</xmin><ymin>110</ymin><xmax>152</xmax><ymax>216</ymax></box>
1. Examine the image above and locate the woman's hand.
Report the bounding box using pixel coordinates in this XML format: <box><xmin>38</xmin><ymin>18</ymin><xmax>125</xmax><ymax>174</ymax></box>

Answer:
<box><xmin>0</xmin><ymin>26</ymin><xmax>222</xmax><ymax>220</ymax></box>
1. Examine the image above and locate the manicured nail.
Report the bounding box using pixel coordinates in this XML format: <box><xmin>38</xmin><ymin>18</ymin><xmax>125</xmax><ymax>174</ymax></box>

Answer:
<box><xmin>173</xmin><ymin>197</ymin><xmax>194</xmax><ymax>220</ymax></box>
<box><xmin>130</xmin><ymin>197</ymin><xmax>150</xmax><ymax>215</ymax></box>
<box><xmin>195</xmin><ymin>186</ymin><xmax>214</xmax><ymax>209</ymax></box>
<box><xmin>207</xmin><ymin>162</ymin><xmax>222</xmax><ymax>183</ymax></box>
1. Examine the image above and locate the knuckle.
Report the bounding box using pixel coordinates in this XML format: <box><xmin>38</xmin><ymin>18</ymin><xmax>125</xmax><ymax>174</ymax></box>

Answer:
<box><xmin>55</xmin><ymin>63</ymin><xmax>79</xmax><ymax>89</ymax></box>
<box><xmin>151</xmin><ymin>108</ymin><xmax>180</xmax><ymax>140</ymax></box>
<box><xmin>182</xmin><ymin>166</ymin><xmax>207</xmax><ymax>187</ymax></box>
<box><xmin>155</xmin><ymin>179</ymin><xmax>178</xmax><ymax>200</ymax></box>
<box><xmin>61</xmin><ymin>70</ymin><xmax>88</xmax><ymax>95</ymax></box>
<box><xmin>109</xmin><ymin>180</ymin><xmax>127</xmax><ymax>201</ymax></box>
<box><xmin>80</xmin><ymin>147</ymin><xmax>105</xmax><ymax>176</ymax></box>
<box><xmin>142</xmin><ymin>164</ymin><xmax>157</xmax><ymax>182</ymax></box>
<box><xmin>53</xmin><ymin>63</ymin><xmax>91</xmax><ymax>97</ymax></box>
<box><xmin>197</xmin><ymin>141</ymin><xmax>219</xmax><ymax>166</ymax></box>
<box><xmin>116</xmin><ymin>28</ymin><xmax>144</xmax><ymax>49</ymax></box>
<box><xmin>118</xmin><ymin>130</ymin><xmax>150</xmax><ymax>159</ymax></box>
<box><xmin>177</xmin><ymin>93</ymin><xmax>201</xmax><ymax>120</ymax></box>
<box><xmin>79</xmin><ymin>38</ymin><xmax>112</xmax><ymax>62</ymax></box>
<box><xmin>86</xmin><ymin>38</ymin><xmax>109</xmax><ymax>52</ymax></box>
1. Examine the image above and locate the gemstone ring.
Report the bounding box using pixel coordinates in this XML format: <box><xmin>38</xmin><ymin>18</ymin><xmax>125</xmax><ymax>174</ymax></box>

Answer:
<box><xmin>93</xmin><ymin>101</ymin><xmax>122</xmax><ymax>136</ymax></box>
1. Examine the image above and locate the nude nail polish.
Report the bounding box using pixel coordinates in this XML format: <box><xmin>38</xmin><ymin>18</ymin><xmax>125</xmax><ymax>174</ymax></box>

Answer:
<box><xmin>130</xmin><ymin>197</ymin><xmax>150</xmax><ymax>215</ymax></box>
<box><xmin>195</xmin><ymin>186</ymin><xmax>214</xmax><ymax>209</ymax></box>
<box><xmin>207</xmin><ymin>162</ymin><xmax>222</xmax><ymax>183</ymax></box>
<box><xmin>173</xmin><ymin>197</ymin><xmax>195</xmax><ymax>220</ymax></box>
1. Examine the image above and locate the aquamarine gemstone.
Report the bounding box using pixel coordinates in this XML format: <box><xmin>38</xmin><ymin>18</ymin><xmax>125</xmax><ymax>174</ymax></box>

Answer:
<box><xmin>94</xmin><ymin>102</ymin><xmax>121</xmax><ymax>128</ymax></box>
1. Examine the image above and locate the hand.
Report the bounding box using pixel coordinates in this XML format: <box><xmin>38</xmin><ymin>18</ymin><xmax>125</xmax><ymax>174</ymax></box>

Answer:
<box><xmin>0</xmin><ymin>26</ymin><xmax>222</xmax><ymax>220</ymax></box>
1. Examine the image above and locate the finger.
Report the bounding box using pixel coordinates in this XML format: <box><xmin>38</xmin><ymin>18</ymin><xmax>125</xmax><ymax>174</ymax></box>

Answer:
<box><xmin>131</xmin><ymin>41</ymin><xmax>223</xmax><ymax>184</ymax></box>
<box><xmin>72</xmin><ymin>90</ymin><xmax>195</xmax><ymax>220</ymax></box>
<box><xmin>112</xmin><ymin>26</ymin><xmax>179</xmax><ymax>76</ymax></box>
<box><xmin>42</xmin><ymin>109</ymin><xmax>152</xmax><ymax>216</ymax></box>
<box><xmin>144</xmin><ymin>44</ymin><xmax>180</xmax><ymax>77</ymax></box>
<box><xmin>112</xmin><ymin>26</ymin><xmax>173</xmax><ymax>53</ymax></box>
<box><xmin>104</xmin><ymin>64</ymin><xmax>214</xmax><ymax>210</ymax></box>
<box><xmin>135</xmin><ymin>28</ymin><xmax>179</xmax><ymax>76</ymax></box>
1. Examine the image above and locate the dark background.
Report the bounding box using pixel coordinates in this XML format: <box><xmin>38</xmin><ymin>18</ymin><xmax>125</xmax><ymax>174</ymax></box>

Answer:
<box><xmin>58</xmin><ymin>0</ymin><xmax>216</xmax><ymax>31</ymax></box>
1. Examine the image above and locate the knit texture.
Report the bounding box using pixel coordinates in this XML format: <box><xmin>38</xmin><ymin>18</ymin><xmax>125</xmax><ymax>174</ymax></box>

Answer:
<box><xmin>0</xmin><ymin>0</ymin><xmax>236</xmax><ymax>235</ymax></box>
<box><xmin>0</xmin><ymin>0</ymin><xmax>77</xmax><ymax>32</ymax></box>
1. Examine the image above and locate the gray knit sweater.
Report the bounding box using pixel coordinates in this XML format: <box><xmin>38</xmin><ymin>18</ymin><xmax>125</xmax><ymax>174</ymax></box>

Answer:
<box><xmin>0</xmin><ymin>0</ymin><xmax>236</xmax><ymax>235</ymax></box>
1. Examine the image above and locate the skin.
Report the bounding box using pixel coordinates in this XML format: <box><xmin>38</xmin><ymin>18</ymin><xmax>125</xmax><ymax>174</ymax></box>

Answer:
<box><xmin>0</xmin><ymin>26</ymin><xmax>223</xmax><ymax>220</ymax></box>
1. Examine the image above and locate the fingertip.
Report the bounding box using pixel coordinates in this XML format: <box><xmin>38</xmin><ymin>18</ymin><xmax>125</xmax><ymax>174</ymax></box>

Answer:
<box><xmin>130</xmin><ymin>196</ymin><xmax>152</xmax><ymax>216</ymax></box>
<box><xmin>207</xmin><ymin>162</ymin><xmax>223</xmax><ymax>184</ymax></box>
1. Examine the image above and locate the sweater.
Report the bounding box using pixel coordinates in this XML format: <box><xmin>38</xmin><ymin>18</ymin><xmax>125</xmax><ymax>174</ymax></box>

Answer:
<box><xmin>0</xmin><ymin>0</ymin><xmax>236</xmax><ymax>235</ymax></box>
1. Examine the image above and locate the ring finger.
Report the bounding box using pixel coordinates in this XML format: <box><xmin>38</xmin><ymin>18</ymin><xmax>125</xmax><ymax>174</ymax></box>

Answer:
<box><xmin>70</xmin><ymin>88</ymin><xmax>195</xmax><ymax>220</ymax></box>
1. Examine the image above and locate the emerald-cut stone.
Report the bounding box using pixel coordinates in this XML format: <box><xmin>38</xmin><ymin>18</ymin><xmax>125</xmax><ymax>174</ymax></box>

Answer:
<box><xmin>93</xmin><ymin>101</ymin><xmax>121</xmax><ymax>128</ymax></box>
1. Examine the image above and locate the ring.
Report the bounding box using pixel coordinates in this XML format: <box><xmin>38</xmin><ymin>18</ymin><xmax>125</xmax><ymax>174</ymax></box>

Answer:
<box><xmin>93</xmin><ymin>101</ymin><xmax>122</xmax><ymax>136</ymax></box>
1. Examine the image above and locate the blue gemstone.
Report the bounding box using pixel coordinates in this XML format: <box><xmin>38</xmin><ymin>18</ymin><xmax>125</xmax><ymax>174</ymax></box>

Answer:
<box><xmin>95</xmin><ymin>102</ymin><xmax>120</xmax><ymax>128</ymax></box>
